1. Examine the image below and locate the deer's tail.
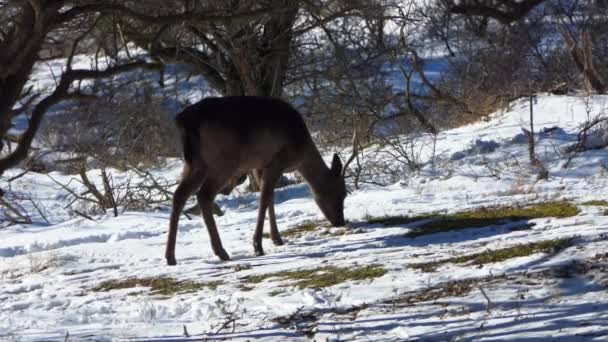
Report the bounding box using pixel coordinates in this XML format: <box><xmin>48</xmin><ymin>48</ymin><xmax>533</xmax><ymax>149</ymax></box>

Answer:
<box><xmin>175</xmin><ymin>114</ymin><xmax>199</xmax><ymax>165</ymax></box>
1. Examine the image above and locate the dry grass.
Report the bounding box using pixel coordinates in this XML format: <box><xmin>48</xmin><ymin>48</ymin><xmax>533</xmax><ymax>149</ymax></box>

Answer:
<box><xmin>263</xmin><ymin>220</ymin><xmax>330</xmax><ymax>239</ymax></box>
<box><xmin>92</xmin><ymin>277</ymin><xmax>221</xmax><ymax>295</ymax></box>
<box><xmin>365</xmin><ymin>202</ymin><xmax>578</xmax><ymax>237</ymax></box>
<box><xmin>410</xmin><ymin>238</ymin><xmax>572</xmax><ymax>272</ymax></box>
<box><xmin>244</xmin><ymin>265</ymin><xmax>386</xmax><ymax>290</ymax></box>
<box><xmin>408</xmin><ymin>201</ymin><xmax>578</xmax><ymax>237</ymax></box>
<box><xmin>582</xmin><ymin>200</ymin><xmax>608</xmax><ymax>206</ymax></box>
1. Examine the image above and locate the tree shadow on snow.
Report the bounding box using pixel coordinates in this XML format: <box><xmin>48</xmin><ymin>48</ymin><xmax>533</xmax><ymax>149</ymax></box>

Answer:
<box><xmin>311</xmin><ymin>284</ymin><xmax>608</xmax><ymax>341</ymax></box>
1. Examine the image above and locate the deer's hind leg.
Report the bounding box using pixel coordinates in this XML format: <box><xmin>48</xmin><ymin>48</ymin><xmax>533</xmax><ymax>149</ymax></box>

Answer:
<box><xmin>267</xmin><ymin>201</ymin><xmax>284</xmax><ymax>246</ymax></box>
<box><xmin>166</xmin><ymin>166</ymin><xmax>206</xmax><ymax>266</ymax></box>
<box><xmin>197</xmin><ymin>177</ymin><xmax>230</xmax><ymax>261</ymax></box>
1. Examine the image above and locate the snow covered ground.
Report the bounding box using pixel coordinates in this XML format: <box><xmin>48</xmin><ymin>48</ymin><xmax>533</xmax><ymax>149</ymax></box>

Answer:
<box><xmin>2</xmin><ymin>94</ymin><xmax>608</xmax><ymax>341</ymax></box>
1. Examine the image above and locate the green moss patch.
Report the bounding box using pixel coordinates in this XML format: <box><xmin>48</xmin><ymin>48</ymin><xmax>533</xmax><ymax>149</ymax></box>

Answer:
<box><xmin>365</xmin><ymin>202</ymin><xmax>577</xmax><ymax>237</ymax></box>
<box><xmin>244</xmin><ymin>265</ymin><xmax>386</xmax><ymax>290</ymax></box>
<box><xmin>92</xmin><ymin>277</ymin><xmax>221</xmax><ymax>295</ymax></box>
<box><xmin>282</xmin><ymin>221</ymin><xmax>323</xmax><ymax>238</ymax></box>
<box><xmin>263</xmin><ymin>221</ymin><xmax>326</xmax><ymax>239</ymax></box>
<box><xmin>406</xmin><ymin>201</ymin><xmax>578</xmax><ymax>237</ymax></box>
<box><xmin>582</xmin><ymin>200</ymin><xmax>608</xmax><ymax>206</ymax></box>
<box><xmin>410</xmin><ymin>238</ymin><xmax>571</xmax><ymax>272</ymax></box>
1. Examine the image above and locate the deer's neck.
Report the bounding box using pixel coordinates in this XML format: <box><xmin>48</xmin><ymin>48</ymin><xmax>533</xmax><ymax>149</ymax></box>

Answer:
<box><xmin>297</xmin><ymin>145</ymin><xmax>332</xmax><ymax>196</ymax></box>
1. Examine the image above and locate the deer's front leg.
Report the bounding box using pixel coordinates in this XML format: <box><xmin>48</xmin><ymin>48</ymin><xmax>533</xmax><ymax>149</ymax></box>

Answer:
<box><xmin>255</xmin><ymin>170</ymin><xmax>283</xmax><ymax>246</ymax></box>
<box><xmin>197</xmin><ymin>189</ymin><xmax>230</xmax><ymax>261</ymax></box>
<box><xmin>253</xmin><ymin>168</ymin><xmax>280</xmax><ymax>256</ymax></box>
<box><xmin>166</xmin><ymin>171</ymin><xmax>204</xmax><ymax>266</ymax></box>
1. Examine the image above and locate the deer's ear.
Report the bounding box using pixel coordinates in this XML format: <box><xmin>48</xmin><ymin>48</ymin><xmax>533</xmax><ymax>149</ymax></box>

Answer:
<box><xmin>330</xmin><ymin>153</ymin><xmax>342</xmax><ymax>177</ymax></box>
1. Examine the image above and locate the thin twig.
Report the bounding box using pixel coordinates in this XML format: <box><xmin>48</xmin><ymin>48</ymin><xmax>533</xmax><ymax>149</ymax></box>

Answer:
<box><xmin>74</xmin><ymin>210</ymin><xmax>95</xmax><ymax>221</ymax></box>
<box><xmin>479</xmin><ymin>286</ymin><xmax>494</xmax><ymax>313</ymax></box>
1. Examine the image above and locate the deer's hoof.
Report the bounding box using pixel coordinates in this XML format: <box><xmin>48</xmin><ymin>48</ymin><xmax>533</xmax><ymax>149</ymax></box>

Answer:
<box><xmin>216</xmin><ymin>249</ymin><xmax>230</xmax><ymax>261</ymax></box>
<box><xmin>254</xmin><ymin>244</ymin><xmax>265</xmax><ymax>256</ymax></box>
<box><xmin>166</xmin><ymin>257</ymin><xmax>177</xmax><ymax>266</ymax></box>
<box><xmin>271</xmin><ymin>237</ymin><xmax>284</xmax><ymax>246</ymax></box>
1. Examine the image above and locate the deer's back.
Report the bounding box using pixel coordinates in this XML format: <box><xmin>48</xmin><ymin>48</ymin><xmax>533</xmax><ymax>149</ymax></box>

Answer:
<box><xmin>175</xmin><ymin>96</ymin><xmax>312</xmax><ymax>171</ymax></box>
<box><xmin>177</xmin><ymin>97</ymin><xmax>310</xmax><ymax>142</ymax></box>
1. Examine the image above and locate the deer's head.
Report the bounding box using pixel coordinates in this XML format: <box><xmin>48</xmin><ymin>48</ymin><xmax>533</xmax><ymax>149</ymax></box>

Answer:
<box><xmin>314</xmin><ymin>153</ymin><xmax>347</xmax><ymax>227</ymax></box>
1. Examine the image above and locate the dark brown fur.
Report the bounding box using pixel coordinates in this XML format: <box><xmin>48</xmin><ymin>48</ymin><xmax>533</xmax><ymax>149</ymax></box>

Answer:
<box><xmin>166</xmin><ymin>96</ymin><xmax>346</xmax><ymax>265</ymax></box>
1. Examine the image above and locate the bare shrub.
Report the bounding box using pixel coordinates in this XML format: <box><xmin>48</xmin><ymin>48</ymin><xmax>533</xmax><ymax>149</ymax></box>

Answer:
<box><xmin>38</xmin><ymin>79</ymin><xmax>183</xmax><ymax>218</ymax></box>
<box><xmin>0</xmin><ymin>192</ymin><xmax>32</xmax><ymax>227</ymax></box>
<box><xmin>27</xmin><ymin>252</ymin><xmax>67</xmax><ymax>273</ymax></box>
<box><xmin>40</xmin><ymin>82</ymin><xmax>180</xmax><ymax>171</ymax></box>
<box><xmin>563</xmin><ymin>96</ymin><xmax>608</xmax><ymax>167</ymax></box>
<box><xmin>417</xmin><ymin>2</ymin><xmax>597</xmax><ymax>127</ymax></box>
<box><xmin>0</xmin><ymin>184</ymin><xmax>50</xmax><ymax>228</ymax></box>
<box><xmin>340</xmin><ymin>132</ymin><xmax>438</xmax><ymax>187</ymax></box>
<box><xmin>48</xmin><ymin>165</ymin><xmax>177</xmax><ymax>218</ymax></box>
<box><xmin>212</xmin><ymin>296</ymin><xmax>247</xmax><ymax>334</ymax></box>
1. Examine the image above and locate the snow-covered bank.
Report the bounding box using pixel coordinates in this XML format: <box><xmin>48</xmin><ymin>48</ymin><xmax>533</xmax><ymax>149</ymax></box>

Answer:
<box><xmin>2</xmin><ymin>94</ymin><xmax>608</xmax><ymax>341</ymax></box>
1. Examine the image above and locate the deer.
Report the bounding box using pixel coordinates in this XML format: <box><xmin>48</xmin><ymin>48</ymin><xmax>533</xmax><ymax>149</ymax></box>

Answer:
<box><xmin>165</xmin><ymin>96</ymin><xmax>349</xmax><ymax>265</ymax></box>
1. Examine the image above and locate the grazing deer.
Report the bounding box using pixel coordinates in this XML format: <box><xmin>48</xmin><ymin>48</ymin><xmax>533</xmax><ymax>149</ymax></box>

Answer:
<box><xmin>166</xmin><ymin>96</ymin><xmax>348</xmax><ymax>265</ymax></box>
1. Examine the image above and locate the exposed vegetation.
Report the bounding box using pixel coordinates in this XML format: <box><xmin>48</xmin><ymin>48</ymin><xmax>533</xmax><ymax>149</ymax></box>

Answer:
<box><xmin>410</xmin><ymin>238</ymin><xmax>572</xmax><ymax>272</ymax></box>
<box><xmin>268</xmin><ymin>289</ymin><xmax>286</xmax><ymax>297</ymax></box>
<box><xmin>263</xmin><ymin>221</ymin><xmax>327</xmax><ymax>239</ymax></box>
<box><xmin>365</xmin><ymin>202</ymin><xmax>578</xmax><ymax>237</ymax></box>
<box><xmin>582</xmin><ymin>200</ymin><xmax>608</xmax><ymax>206</ymax></box>
<box><xmin>390</xmin><ymin>277</ymin><xmax>496</xmax><ymax>305</ymax></box>
<box><xmin>27</xmin><ymin>253</ymin><xmax>63</xmax><ymax>274</ymax></box>
<box><xmin>92</xmin><ymin>277</ymin><xmax>221</xmax><ymax>295</ymax></box>
<box><xmin>581</xmin><ymin>200</ymin><xmax>608</xmax><ymax>215</ymax></box>
<box><xmin>365</xmin><ymin>213</ymin><xmax>435</xmax><ymax>226</ymax></box>
<box><xmin>382</xmin><ymin>202</ymin><xmax>576</xmax><ymax>237</ymax></box>
<box><xmin>408</xmin><ymin>202</ymin><xmax>578</xmax><ymax>237</ymax></box>
<box><xmin>281</xmin><ymin>221</ymin><xmax>324</xmax><ymax>238</ymax></box>
<box><xmin>244</xmin><ymin>265</ymin><xmax>386</xmax><ymax>290</ymax></box>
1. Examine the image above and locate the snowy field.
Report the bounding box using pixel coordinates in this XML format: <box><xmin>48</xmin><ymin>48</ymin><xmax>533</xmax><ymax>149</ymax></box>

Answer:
<box><xmin>2</xmin><ymin>94</ymin><xmax>608</xmax><ymax>341</ymax></box>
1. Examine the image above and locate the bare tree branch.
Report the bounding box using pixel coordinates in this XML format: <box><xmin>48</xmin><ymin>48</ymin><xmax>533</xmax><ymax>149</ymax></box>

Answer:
<box><xmin>57</xmin><ymin>3</ymin><xmax>272</xmax><ymax>28</ymax></box>
<box><xmin>0</xmin><ymin>60</ymin><xmax>161</xmax><ymax>174</ymax></box>
<box><xmin>449</xmin><ymin>0</ymin><xmax>545</xmax><ymax>24</ymax></box>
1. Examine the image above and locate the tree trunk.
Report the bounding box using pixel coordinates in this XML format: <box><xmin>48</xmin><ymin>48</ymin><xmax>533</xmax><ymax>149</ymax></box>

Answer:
<box><xmin>227</xmin><ymin>3</ymin><xmax>298</xmax><ymax>191</ymax></box>
<box><xmin>0</xmin><ymin>53</ymin><xmax>39</xmax><ymax>152</ymax></box>
<box><xmin>0</xmin><ymin>1</ymin><xmax>65</xmax><ymax>171</ymax></box>
<box><xmin>559</xmin><ymin>27</ymin><xmax>606</xmax><ymax>94</ymax></box>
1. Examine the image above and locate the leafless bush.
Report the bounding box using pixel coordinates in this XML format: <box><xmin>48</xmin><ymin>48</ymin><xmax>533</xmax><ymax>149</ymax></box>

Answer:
<box><xmin>376</xmin><ymin>134</ymin><xmax>426</xmax><ymax>174</ymax></box>
<box><xmin>341</xmin><ymin>132</ymin><xmax>437</xmax><ymax>187</ymax></box>
<box><xmin>0</xmin><ymin>192</ymin><xmax>32</xmax><ymax>228</ymax></box>
<box><xmin>472</xmin><ymin>153</ymin><xmax>521</xmax><ymax>181</ymax></box>
<box><xmin>417</xmin><ymin>1</ymin><xmax>603</xmax><ymax>127</ymax></box>
<box><xmin>40</xmin><ymin>81</ymin><xmax>180</xmax><ymax>172</ymax></box>
<box><xmin>563</xmin><ymin>96</ymin><xmax>608</xmax><ymax>167</ymax></box>
<box><xmin>211</xmin><ymin>297</ymin><xmax>247</xmax><ymax>335</ymax></box>
<box><xmin>47</xmin><ymin>164</ymin><xmax>177</xmax><ymax>218</ymax></box>
<box><xmin>0</xmin><ymin>183</ymin><xmax>50</xmax><ymax>228</ymax></box>
<box><xmin>27</xmin><ymin>252</ymin><xmax>67</xmax><ymax>273</ymax></box>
